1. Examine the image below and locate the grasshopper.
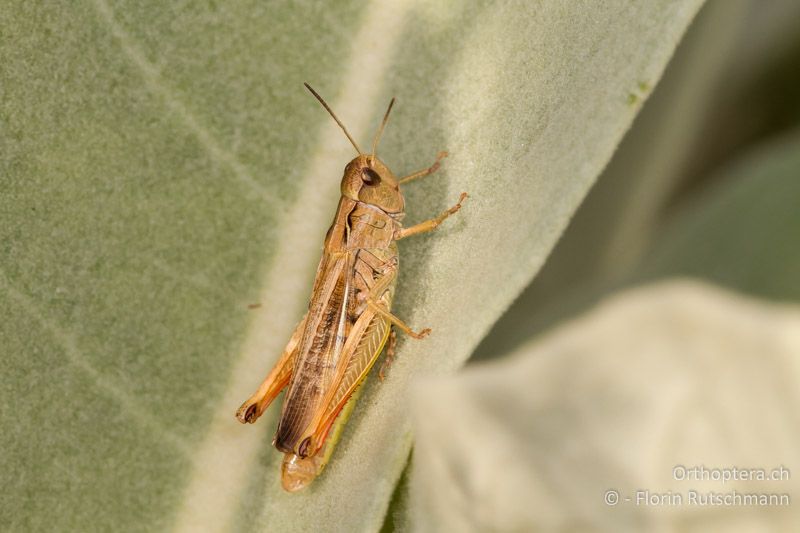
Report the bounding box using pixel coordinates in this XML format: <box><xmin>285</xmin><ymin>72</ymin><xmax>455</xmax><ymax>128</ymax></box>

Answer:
<box><xmin>235</xmin><ymin>83</ymin><xmax>467</xmax><ymax>492</ymax></box>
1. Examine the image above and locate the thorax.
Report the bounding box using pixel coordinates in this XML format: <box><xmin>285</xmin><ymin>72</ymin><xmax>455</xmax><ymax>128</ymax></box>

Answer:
<box><xmin>345</xmin><ymin>201</ymin><xmax>401</xmax><ymax>252</ymax></box>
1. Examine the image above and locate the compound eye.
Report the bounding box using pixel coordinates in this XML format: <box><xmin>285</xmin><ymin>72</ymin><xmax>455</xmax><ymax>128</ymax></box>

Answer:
<box><xmin>361</xmin><ymin>168</ymin><xmax>381</xmax><ymax>186</ymax></box>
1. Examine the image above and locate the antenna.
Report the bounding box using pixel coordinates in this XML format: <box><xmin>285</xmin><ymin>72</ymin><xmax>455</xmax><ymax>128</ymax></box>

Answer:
<box><xmin>371</xmin><ymin>97</ymin><xmax>395</xmax><ymax>161</ymax></box>
<box><xmin>304</xmin><ymin>83</ymin><xmax>362</xmax><ymax>155</ymax></box>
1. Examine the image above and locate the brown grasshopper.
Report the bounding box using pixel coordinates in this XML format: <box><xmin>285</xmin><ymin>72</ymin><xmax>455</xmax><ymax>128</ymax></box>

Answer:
<box><xmin>235</xmin><ymin>83</ymin><xmax>467</xmax><ymax>492</ymax></box>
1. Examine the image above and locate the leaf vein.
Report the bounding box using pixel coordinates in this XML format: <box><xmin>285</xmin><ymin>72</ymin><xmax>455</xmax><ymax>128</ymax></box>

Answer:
<box><xmin>0</xmin><ymin>271</ymin><xmax>192</xmax><ymax>456</ymax></box>
<box><xmin>91</xmin><ymin>0</ymin><xmax>278</xmax><ymax>206</ymax></box>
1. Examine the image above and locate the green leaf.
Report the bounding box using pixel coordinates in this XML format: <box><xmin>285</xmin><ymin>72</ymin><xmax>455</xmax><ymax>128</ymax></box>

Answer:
<box><xmin>636</xmin><ymin>128</ymin><xmax>800</xmax><ymax>301</ymax></box>
<box><xmin>408</xmin><ymin>281</ymin><xmax>800</xmax><ymax>530</ymax></box>
<box><xmin>475</xmin><ymin>0</ymin><xmax>800</xmax><ymax>361</ymax></box>
<box><xmin>1</xmin><ymin>1</ymin><xmax>702</xmax><ymax>531</ymax></box>
<box><xmin>474</xmin><ymin>0</ymin><xmax>770</xmax><ymax>358</ymax></box>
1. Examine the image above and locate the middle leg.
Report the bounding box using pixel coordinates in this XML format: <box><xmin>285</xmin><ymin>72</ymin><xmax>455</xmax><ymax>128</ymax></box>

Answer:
<box><xmin>367</xmin><ymin>299</ymin><xmax>431</xmax><ymax>339</ymax></box>
<box><xmin>395</xmin><ymin>192</ymin><xmax>468</xmax><ymax>240</ymax></box>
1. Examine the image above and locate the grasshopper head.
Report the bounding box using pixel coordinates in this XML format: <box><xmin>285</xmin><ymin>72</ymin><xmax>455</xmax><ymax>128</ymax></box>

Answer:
<box><xmin>303</xmin><ymin>83</ymin><xmax>405</xmax><ymax>214</ymax></box>
<box><xmin>341</xmin><ymin>155</ymin><xmax>404</xmax><ymax>213</ymax></box>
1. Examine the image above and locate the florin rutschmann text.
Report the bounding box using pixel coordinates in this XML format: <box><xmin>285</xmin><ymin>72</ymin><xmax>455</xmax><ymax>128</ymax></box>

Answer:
<box><xmin>603</xmin><ymin>465</ymin><xmax>791</xmax><ymax>507</ymax></box>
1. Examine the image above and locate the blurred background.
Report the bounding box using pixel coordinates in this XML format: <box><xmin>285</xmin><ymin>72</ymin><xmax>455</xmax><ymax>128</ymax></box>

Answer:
<box><xmin>408</xmin><ymin>1</ymin><xmax>800</xmax><ymax>530</ymax></box>
<box><xmin>473</xmin><ymin>0</ymin><xmax>800</xmax><ymax>359</ymax></box>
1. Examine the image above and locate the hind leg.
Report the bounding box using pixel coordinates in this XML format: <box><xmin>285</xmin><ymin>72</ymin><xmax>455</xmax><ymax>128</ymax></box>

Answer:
<box><xmin>235</xmin><ymin>314</ymin><xmax>306</xmax><ymax>424</ymax></box>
